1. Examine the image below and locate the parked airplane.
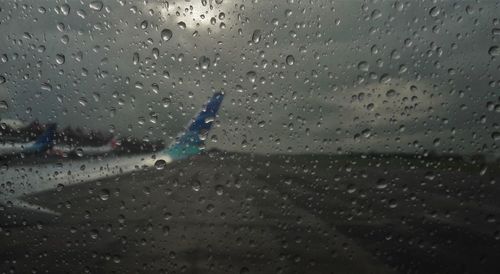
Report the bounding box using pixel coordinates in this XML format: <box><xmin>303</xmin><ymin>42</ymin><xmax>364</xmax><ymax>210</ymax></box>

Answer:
<box><xmin>0</xmin><ymin>92</ymin><xmax>224</xmax><ymax>214</ymax></box>
<box><xmin>0</xmin><ymin>124</ymin><xmax>57</xmax><ymax>157</ymax></box>
<box><xmin>49</xmin><ymin>138</ymin><xmax>119</xmax><ymax>157</ymax></box>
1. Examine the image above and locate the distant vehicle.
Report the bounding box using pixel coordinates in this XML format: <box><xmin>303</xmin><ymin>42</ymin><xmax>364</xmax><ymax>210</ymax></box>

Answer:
<box><xmin>0</xmin><ymin>92</ymin><xmax>224</xmax><ymax>214</ymax></box>
<box><xmin>0</xmin><ymin>124</ymin><xmax>57</xmax><ymax>157</ymax></box>
<box><xmin>49</xmin><ymin>138</ymin><xmax>119</xmax><ymax>158</ymax></box>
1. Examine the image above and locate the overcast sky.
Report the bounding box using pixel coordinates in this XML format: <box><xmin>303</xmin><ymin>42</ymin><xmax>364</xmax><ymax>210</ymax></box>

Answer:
<box><xmin>0</xmin><ymin>0</ymin><xmax>499</xmax><ymax>155</ymax></box>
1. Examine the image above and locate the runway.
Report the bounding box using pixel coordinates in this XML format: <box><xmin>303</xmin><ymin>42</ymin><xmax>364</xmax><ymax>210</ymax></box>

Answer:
<box><xmin>1</xmin><ymin>152</ymin><xmax>499</xmax><ymax>273</ymax></box>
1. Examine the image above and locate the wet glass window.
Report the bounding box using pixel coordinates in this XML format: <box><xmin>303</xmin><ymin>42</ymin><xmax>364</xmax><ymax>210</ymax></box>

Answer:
<box><xmin>1</xmin><ymin>1</ymin><xmax>499</xmax><ymax>273</ymax></box>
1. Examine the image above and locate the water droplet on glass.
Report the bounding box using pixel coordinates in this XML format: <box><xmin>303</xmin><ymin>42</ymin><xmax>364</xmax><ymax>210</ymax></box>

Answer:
<box><xmin>152</xmin><ymin>48</ymin><xmax>159</xmax><ymax>59</ymax></box>
<box><xmin>376</xmin><ymin>179</ymin><xmax>387</xmax><ymax>189</ymax></box>
<box><xmin>429</xmin><ymin>6</ymin><xmax>440</xmax><ymax>17</ymax></box>
<box><xmin>489</xmin><ymin>46</ymin><xmax>500</xmax><ymax>56</ymax></box>
<box><xmin>246</xmin><ymin>71</ymin><xmax>257</xmax><ymax>83</ymax></box>
<box><xmin>161</xmin><ymin>29</ymin><xmax>173</xmax><ymax>42</ymax></box>
<box><xmin>0</xmin><ymin>101</ymin><xmax>8</xmax><ymax>111</ymax></box>
<box><xmin>89</xmin><ymin>1</ymin><xmax>103</xmax><ymax>11</ymax></box>
<box><xmin>358</xmin><ymin>61</ymin><xmax>369</xmax><ymax>72</ymax></box>
<box><xmin>192</xmin><ymin>180</ymin><xmax>201</xmax><ymax>191</ymax></box>
<box><xmin>388</xmin><ymin>199</ymin><xmax>398</xmax><ymax>208</ymax></box>
<box><xmin>55</xmin><ymin>54</ymin><xmax>65</xmax><ymax>65</ymax></box>
<box><xmin>60</xmin><ymin>4</ymin><xmax>70</xmax><ymax>15</ymax></box>
<box><xmin>154</xmin><ymin>159</ymin><xmax>167</xmax><ymax>170</ymax></box>
<box><xmin>177</xmin><ymin>21</ymin><xmax>186</xmax><ymax>29</ymax></box>
<box><xmin>41</xmin><ymin>82</ymin><xmax>52</xmax><ymax>91</ymax></box>
<box><xmin>286</xmin><ymin>55</ymin><xmax>295</xmax><ymax>65</ymax></box>
<box><xmin>492</xmin><ymin>132</ymin><xmax>500</xmax><ymax>141</ymax></box>
<box><xmin>199</xmin><ymin>56</ymin><xmax>210</xmax><ymax>70</ymax></box>
<box><xmin>77</xmin><ymin>9</ymin><xmax>86</xmax><ymax>18</ymax></box>
<box><xmin>215</xmin><ymin>185</ymin><xmax>224</xmax><ymax>195</ymax></box>
<box><xmin>162</xmin><ymin>97</ymin><xmax>171</xmax><ymax>108</ymax></box>
<box><xmin>251</xmin><ymin>29</ymin><xmax>261</xmax><ymax>44</ymax></box>
<box><xmin>56</xmin><ymin>184</ymin><xmax>65</xmax><ymax>192</ymax></box>
<box><xmin>99</xmin><ymin>189</ymin><xmax>110</xmax><ymax>200</ymax></box>
<box><xmin>90</xmin><ymin>229</ymin><xmax>99</xmax><ymax>239</ymax></box>
<box><xmin>132</xmin><ymin>52</ymin><xmax>139</xmax><ymax>65</ymax></box>
<box><xmin>75</xmin><ymin>148</ymin><xmax>84</xmax><ymax>157</ymax></box>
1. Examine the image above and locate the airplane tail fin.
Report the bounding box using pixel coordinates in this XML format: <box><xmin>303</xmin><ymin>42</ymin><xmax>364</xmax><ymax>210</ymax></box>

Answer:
<box><xmin>33</xmin><ymin>123</ymin><xmax>57</xmax><ymax>152</ymax></box>
<box><xmin>166</xmin><ymin>92</ymin><xmax>224</xmax><ymax>160</ymax></box>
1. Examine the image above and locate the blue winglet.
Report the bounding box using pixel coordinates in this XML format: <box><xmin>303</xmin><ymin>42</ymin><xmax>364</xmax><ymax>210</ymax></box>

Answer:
<box><xmin>167</xmin><ymin>92</ymin><xmax>224</xmax><ymax>159</ymax></box>
<box><xmin>31</xmin><ymin>123</ymin><xmax>57</xmax><ymax>153</ymax></box>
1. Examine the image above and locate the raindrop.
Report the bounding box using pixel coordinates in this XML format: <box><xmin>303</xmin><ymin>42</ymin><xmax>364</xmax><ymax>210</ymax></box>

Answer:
<box><xmin>192</xmin><ymin>180</ymin><xmax>201</xmax><ymax>191</ymax></box>
<box><xmin>358</xmin><ymin>61</ymin><xmax>369</xmax><ymax>72</ymax></box>
<box><xmin>132</xmin><ymin>52</ymin><xmax>139</xmax><ymax>65</ymax></box>
<box><xmin>489</xmin><ymin>46</ymin><xmax>500</xmax><ymax>56</ymax></box>
<box><xmin>177</xmin><ymin>21</ymin><xmax>186</xmax><ymax>29</ymax></box>
<box><xmin>215</xmin><ymin>185</ymin><xmax>224</xmax><ymax>195</ymax></box>
<box><xmin>429</xmin><ymin>6</ymin><xmax>440</xmax><ymax>17</ymax></box>
<box><xmin>152</xmin><ymin>48</ymin><xmax>159</xmax><ymax>59</ymax></box>
<box><xmin>251</xmin><ymin>29</ymin><xmax>261</xmax><ymax>44</ymax></box>
<box><xmin>376</xmin><ymin>178</ymin><xmax>388</xmax><ymax>189</ymax></box>
<box><xmin>77</xmin><ymin>9</ymin><xmax>86</xmax><ymax>18</ymax></box>
<box><xmin>99</xmin><ymin>189</ymin><xmax>110</xmax><ymax>200</ymax></box>
<box><xmin>0</xmin><ymin>101</ymin><xmax>8</xmax><ymax>111</ymax></box>
<box><xmin>371</xmin><ymin>9</ymin><xmax>382</xmax><ymax>19</ymax></box>
<box><xmin>286</xmin><ymin>55</ymin><xmax>295</xmax><ymax>65</ymax></box>
<box><xmin>154</xmin><ymin>159</ymin><xmax>167</xmax><ymax>170</ymax></box>
<box><xmin>162</xmin><ymin>97</ymin><xmax>171</xmax><ymax>108</ymax></box>
<box><xmin>246</xmin><ymin>71</ymin><xmax>257</xmax><ymax>83</ymax></box>
<box><xmin>55</xmin><ymin>54</ymin><xmax>65</xmax><ymax>65</ymax></box>
<box><xmin>56</xmin><ymin>184</ymin><xmax>64</xmax><ymax>192</ymax></box>
<box><xmin>0</xmin><ymin>76</ymin><xmax>5</xmax><ymax>84</ymax></box>
<box><xmin>89</xmin><ymin>1</ymin><xmax>103</xmax><ymax>11</ymax></box>
<box><xmin>41</xmin><ymin>82</ymin><xmax>52</xmax><ymax>91</ymax></box>
<box><xmin>199</xmin><ymin>56</ymin><xmax>211</xmax><ymax>70</ymax></box>
<box><xmin>162</xmin><ymin>225</ymin><xmax>170</xmax><ymax>236</ymax></box>
<box><xmin>90</xmin><ymin>229</ymin><xmax>99</xmax><ymax>239</ymax></box>
<box><xmin>75</xmin><ymin>148</ymin><xmax>84</xmax><ymax>157</ymax></box>
<box><xmin>161</xmin><ymin>29</ymin><xmax>173</xmax><ymax>41</ymax></box>
<box><xmin>388</xmin><ymin>199</ymin><xmax>398</xmax><ymax>208</ymax></box>
<box><xmin>492</xmin><ymin>132</ymin><xmax>500</xmax><ymax>141</ymax></box>
<box><xmin>386</xmin><ymin>89</ymin><xmax>396</xmax><ymax>97</ymax></box>
<box><xmin>60</xmin><ymin>4</ymin><xmax>70</xmax><ymax>15</ymax></box>
<box><xmin>79</xmin><ymin>98</ymin><xmax>88</xmax><ymax>107</ymax></box>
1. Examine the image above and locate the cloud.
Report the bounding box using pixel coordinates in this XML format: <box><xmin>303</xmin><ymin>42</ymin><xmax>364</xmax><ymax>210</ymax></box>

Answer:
<box><xmin>0</xmin><ymin>0</ymin><xmax>498</xmax><ymax>155</ymax></box>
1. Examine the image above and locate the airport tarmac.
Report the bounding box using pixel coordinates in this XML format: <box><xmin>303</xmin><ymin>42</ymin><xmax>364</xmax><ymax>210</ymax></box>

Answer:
<box><xmin>1</xmin><ymin>152</ymin><xmax>499</xmax><ymax>273</ymax></box>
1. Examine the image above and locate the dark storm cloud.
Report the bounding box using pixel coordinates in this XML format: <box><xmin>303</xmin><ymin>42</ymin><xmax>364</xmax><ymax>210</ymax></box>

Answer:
<box><xmin>0</xmin><ymin>0</ymin><xmax>498</xmax><ymax>155</ymax></box>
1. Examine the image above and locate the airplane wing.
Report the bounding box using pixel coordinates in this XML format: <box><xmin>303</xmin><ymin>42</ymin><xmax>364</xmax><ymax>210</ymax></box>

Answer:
<box><xmin>0</xmin><ymin>124</ymin><xmax>56</xmax><ymax>156</ymax></box>
<box><xmin>25</xmin><ymin>123</ymin><xmax>57</xmax><ymax>154</ymax></box>
<box><xmin>1</xmin><ymin>92</ymin><xmax>224</xmax><ymax>215</ymax></box>
<box><xmin>0</xmin><ymin>142</ymin><xmax>32</xmax><ymax>155</ymax></box>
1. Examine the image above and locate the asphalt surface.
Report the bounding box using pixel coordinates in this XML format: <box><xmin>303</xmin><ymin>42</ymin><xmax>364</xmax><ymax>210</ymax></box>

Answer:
<box><xmin>1</xmin><ymin>153</ymin><xmax>499</xmax><ymax>273</ymax></box>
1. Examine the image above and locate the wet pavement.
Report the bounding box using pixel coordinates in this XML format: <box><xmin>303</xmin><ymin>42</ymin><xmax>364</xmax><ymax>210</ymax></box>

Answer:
<box><xmin>1</xmin><ymin>153</ymin><xmax>499</xmax><ymax>273</ymax></box>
